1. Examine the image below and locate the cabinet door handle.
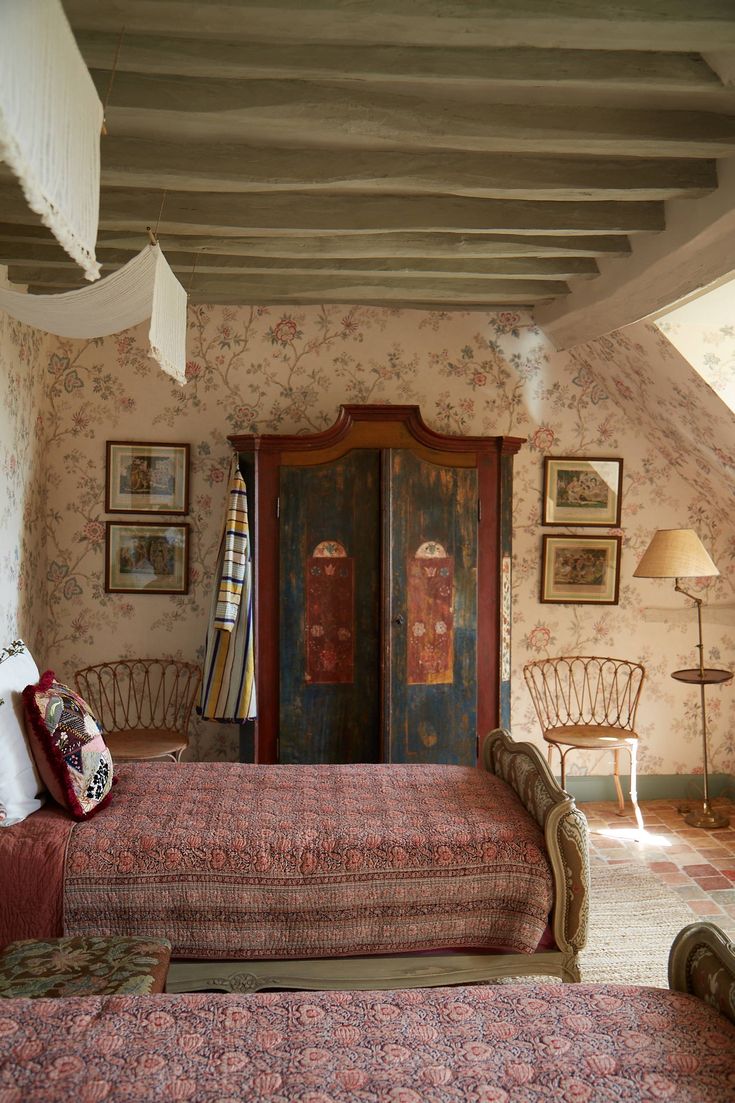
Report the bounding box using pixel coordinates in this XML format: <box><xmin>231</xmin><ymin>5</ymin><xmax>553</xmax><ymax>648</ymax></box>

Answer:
<box><xmin>393</xmin><ymin>614</ymin><xmax>405</xmax><ymax>626</ymax></box>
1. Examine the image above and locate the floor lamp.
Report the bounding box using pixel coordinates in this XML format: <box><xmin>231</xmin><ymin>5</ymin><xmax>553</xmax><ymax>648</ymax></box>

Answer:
<box><xmin>634</xmin><ymin>528</ymin><xmax>731</xmax><ymax>830</ymax></box>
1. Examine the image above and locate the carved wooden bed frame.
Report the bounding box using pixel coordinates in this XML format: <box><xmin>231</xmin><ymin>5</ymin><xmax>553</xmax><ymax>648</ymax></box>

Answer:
<box><xmin>166</xmin><ymin>728</ymin><xmax>590</xmax><ymax>993</ymax></box>
<box><xmin>669</xmin><ymin>920</ymin><xmax>735</xmax><ymax>1020</ymax></box>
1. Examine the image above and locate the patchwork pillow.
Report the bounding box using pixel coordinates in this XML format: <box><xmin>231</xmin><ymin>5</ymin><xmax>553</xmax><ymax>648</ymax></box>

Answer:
<box><xmin>0</xmin><ymin>641</ymin><xmax>45</xmax><ymax>827</ymax></box>
<box><xmin>22</xmin><ymin>671</ymin><xmax>114</xmax><ymax>820</ymax></box>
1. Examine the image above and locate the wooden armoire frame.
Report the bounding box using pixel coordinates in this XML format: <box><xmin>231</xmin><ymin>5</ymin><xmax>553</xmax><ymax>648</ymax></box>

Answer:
<box><xmin>229</xmin><ymin>404</ymin><xmax>523</xmax><ymax>764</ymax></box>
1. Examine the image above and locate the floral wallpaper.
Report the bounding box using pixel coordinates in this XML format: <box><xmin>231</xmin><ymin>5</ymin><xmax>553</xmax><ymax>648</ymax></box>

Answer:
<box><xmin>575</xmin><ymin>321</ymin><xmax>735</xmax><ymax>522</ymax></box>
<box><xmin>0</xmin><ymin>303</ymin><xmax>733</xmax><ymax>782</ymax></box>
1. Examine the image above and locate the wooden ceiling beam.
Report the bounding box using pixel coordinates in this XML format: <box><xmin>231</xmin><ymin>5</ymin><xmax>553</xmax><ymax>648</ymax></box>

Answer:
<box><xmin>0</xmin><ymin>224</ymin><xmax>630</xmax><ymax>259</ymax></box>
<box><xmin>0</xmin><ymin>184</ymin><xmax>664</xmax><ymax>236</ymax></box>
<box><xmin>97</xmin><ymin>194</ymin><xmax>664</xmax><ymax>236</ymax></box>
<box><xmin>95</xmin><ymin>73</ymin><xmax>735</xmax><ymax>157</ymax></box>
<box><xmin>7</xmin><ymin>266</ymin><xmax>568</xmax><ymax>297</ymax></box>
<box><xmin>183</xmin><ymin>293</ymin><xmax>560</xmax><ymax>308</ymax></box>
<box><xmin>4</xmin><ymin>250</ymin><xmax>598</xmax><ymax>280</ymax></box>
<box><xmin>77</xmin><ymin>31</ymin><xmax>722</xmax><ymax>93</ymax></box>
<box><xmin>95</xmin><ymin>140</ymin><xmax>718</xmax><ymax>201</ymax></box>
<box><xmin>19</xmin><ymin>268</ymin><xmax>568</xmax><ymax>303</ymax></box>
<box><xmin>63</xmin><ymin>1</ymin><xmax>735</xmax><ymax>53</ymax></box>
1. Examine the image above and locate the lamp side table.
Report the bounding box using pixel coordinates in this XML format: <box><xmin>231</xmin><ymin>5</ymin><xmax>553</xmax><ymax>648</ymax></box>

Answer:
<box><xmin>671</xmin><ymin>667</ymin><xmax>733</xmax><ymax>829</ymax></box>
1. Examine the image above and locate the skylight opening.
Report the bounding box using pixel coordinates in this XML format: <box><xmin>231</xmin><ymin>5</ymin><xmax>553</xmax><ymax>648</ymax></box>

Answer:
<box><xmin>654</xmin><ymin>276</ymin><xmax>735</xmax><ymax>415</ymax></box>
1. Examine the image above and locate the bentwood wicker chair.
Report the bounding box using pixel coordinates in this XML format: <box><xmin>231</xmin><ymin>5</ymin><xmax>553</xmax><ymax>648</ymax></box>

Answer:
<box><xmin>523</xmin><ymin>655</ymin><xmax>645</xmax><ymax>821</ymax></box>
<box><xmin>74</xmin><ymin>659</ymin><xmax>201</xmax><ymax>763</ymax></box>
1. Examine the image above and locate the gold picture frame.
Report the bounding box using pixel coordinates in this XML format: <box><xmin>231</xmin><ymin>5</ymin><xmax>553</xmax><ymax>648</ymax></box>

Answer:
<box><xmin>106</xmin><ymin>441</ymin><xmax>189</xmax><ymax>515</ymax></box>
<box><xmin>543</xmin><ymin>456</ymin><xmax>622</xmax><ymax>527</ymax></box>
<box><xmin>105</xmin><ymin>522</ymin><xmax>190</xmax><ymax>595</ymax></box>
<box><xmin>541</xmin><ymin>534</ymin><xmax>621</xmax><ymax>605</ymax></box>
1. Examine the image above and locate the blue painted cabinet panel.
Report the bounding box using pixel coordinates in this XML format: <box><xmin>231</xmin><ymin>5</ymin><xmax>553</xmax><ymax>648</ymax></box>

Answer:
<box><xmin>279</xmin><ymin>451</ymin><xmax>381</xmax><ymax>764</ymax></box>
<box><xmin>386</xmin><ymin>450</ymin><xmax>478</xmax><ymax>765</ymax></box>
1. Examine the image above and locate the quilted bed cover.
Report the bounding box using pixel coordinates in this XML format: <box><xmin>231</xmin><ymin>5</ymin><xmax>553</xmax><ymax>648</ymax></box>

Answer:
<box><xmin>1</xmin><ymin>983</ymin><xmax>734</xmax><ymax>1102</ymax></box>
<box><xmin>59</xmin><ymin>761</ymin><xmax>554</xmax><ymax>960</ymax></box>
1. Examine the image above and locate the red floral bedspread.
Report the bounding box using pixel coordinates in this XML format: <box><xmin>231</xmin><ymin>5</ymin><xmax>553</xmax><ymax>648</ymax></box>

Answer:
<box><xmin>63</xmin><ymin>762</ymin><xmax>554</xmax><ymax>959</ymax></box>
<box><xmin>1</xmin><ymin>984</ymin><xmax>734</xmax><ymax>1102</ymax></box>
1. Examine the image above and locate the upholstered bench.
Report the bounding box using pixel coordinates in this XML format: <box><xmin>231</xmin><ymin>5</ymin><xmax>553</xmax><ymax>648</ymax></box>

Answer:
<box><xmin>0</xmin><ymin>935</ymin><xmax>171</xmax><ymax>997</ymax></box>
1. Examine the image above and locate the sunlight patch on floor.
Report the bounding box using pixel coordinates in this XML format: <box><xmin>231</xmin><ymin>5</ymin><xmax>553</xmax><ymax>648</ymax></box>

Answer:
<box><xmin>596</xmin><ymin>826</ymin><xmax>672</xmax><ymax>846</ymax></box>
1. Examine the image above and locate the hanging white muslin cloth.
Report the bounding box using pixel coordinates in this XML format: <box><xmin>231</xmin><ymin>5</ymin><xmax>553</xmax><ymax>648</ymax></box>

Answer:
<box><xmin>0</xmin><ymin>0</ymin><xmax>102</xmax><ymax>281</ymax></box>
<box><xmin>200</xmin><ymin>457</ymin><xmax>257</xmax><ymax>721</ymax></box>
<box><xmin>0</xmin><ymin>245</ymin><xmax>187</xmax><ymax>384</ymax></box>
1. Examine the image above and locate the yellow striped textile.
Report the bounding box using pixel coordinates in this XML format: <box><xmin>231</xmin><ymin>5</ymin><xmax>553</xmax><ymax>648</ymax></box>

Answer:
<box><xmin>199</xmin><ymin>456</ymin><xmax>256</xmax><ymax>721</ymax></box>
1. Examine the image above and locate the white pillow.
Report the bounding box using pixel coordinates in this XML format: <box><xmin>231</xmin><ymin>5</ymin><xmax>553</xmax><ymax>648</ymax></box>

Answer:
<box><xmin>0</xmin><ymin>640</ymin><xmax>45</xmax><ymax>826</ymax></box>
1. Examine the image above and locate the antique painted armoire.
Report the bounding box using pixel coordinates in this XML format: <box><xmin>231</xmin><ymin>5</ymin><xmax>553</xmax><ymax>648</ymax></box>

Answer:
<box><xmin>230</xmin><ymin>405</ymin><xmax>522</xmax><ymax>765</ymax></box>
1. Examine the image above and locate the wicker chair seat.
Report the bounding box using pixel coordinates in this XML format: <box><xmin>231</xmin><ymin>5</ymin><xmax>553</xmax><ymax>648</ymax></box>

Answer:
<box><xmin>542</xmin><ymin>725</ymin><xmax>640</xmax><ymax>750</ymax></box>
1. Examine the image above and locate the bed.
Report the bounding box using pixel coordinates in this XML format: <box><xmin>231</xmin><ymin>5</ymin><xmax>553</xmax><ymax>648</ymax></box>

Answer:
<box><xmin>1</xmin><ymin>729</ymin><xmax>589</xmax><ymax>991</ymax></box>
<box><xmin>0</xmin><ymin>922</ymin><xmax>733</xmax><ymax>1102</ymax></box>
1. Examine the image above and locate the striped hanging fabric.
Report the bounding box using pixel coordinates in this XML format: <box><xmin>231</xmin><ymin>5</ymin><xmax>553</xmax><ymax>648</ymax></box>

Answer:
<box><xmin>199</xmin><ymin>455</ymin><xmax>256</xmax><ymax>721</ymax></box>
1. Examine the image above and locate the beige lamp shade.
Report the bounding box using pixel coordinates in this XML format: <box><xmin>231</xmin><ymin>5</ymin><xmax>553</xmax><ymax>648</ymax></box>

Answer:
<box><xmin>633</xmin><ymin>528</ymin><xmax>719</xmax><ymax>579</ymax></box>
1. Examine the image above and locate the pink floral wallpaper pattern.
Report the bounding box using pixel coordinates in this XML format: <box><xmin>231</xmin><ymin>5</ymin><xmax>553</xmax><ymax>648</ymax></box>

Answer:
<box><xmin>1</xmin><ymin>303</ymin><xmax>733</xmax><ymax>780</ymax></box>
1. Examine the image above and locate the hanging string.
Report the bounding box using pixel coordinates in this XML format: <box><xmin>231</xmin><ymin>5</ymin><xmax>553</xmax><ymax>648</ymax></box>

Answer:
<box><xmin>146</xmin><ymin>190</ymin><xmax>168</xmax><ymax>246</ymax></box>
<box><xmin>187</xmin><ymin>250</ymin><xmax>202</xmax><ymax>295</ymax></box>
<box><xmin>101</xmin><ymin>26</ymin><xmax>126</xmax><ymax>137</ymax></box>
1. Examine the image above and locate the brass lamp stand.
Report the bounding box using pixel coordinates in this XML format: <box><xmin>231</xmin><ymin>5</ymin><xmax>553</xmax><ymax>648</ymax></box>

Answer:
<box><xmin>670</xmin><ymin>581</ymin><xmax>732</xmax><ymax>830</ymax></box>
<box><xmin>634</xmin><ymin>528</ymin><xmax>730</xmax><ymax>830</ymax></box>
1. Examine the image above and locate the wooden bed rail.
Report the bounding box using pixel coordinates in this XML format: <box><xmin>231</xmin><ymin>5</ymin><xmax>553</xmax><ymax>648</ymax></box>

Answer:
<box><xmin>483</xmin><ymin>727</ymin><xmax>590</xmax><ymax>962</ymax></box>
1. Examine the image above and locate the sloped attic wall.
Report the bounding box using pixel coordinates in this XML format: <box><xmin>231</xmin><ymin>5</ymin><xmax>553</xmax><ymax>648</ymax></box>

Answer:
<box><xmin>575</xmin><ymin>320</ymin><xmax>735</xmax><ymax>521</ymax></box>
<box><xmin>1</xmin><ymin>304</ymin><xmax>732</xmax><ymax>785</ymax></box>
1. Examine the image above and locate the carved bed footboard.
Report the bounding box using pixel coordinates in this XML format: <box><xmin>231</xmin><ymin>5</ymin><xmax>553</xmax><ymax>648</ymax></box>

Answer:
<box><xmin>669</xmin><ymin>921</ymin><xmax>735</xmax><ymax>1025</ymax></box>
<box><xmin>483</xmin><ymin>727</ymin><xmax>590</xmax><ymax>975</ymax></box>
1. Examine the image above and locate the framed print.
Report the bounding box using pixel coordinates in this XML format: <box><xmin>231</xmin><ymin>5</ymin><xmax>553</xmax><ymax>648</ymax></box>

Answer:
<box><xmin>543</xmin><ymin>456</ymin><xmax>622</xmax><ymax>527</ymax></box>
<box><xmin>105</xmin><ymin>522</ymin><xmax>190</xmax><ymax>594</ymax></box>
<box><xmin>106</xmin><ymin>441</ymin><xmax>189</xmax><ymax>515</ymax></box>
<box><xmin>541</xmin><ymin>534</ymin><xmax>621</xmax><ymax>605</ymax></box>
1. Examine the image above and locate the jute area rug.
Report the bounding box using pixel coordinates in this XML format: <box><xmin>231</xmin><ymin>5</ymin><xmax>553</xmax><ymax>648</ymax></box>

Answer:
<box><xmin>579</xmin><ymin>858</ymin><xmax>696</xmax><ymax>988</ymax></box>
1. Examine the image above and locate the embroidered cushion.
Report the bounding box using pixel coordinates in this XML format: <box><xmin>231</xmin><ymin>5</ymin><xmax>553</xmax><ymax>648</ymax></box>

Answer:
<box><xmin>0</xmin><ymin>641</ymin><xmax>45</xmax><ymax>827</ymax></box>
<box><xmin>0</xmin><ymin>936</ymin><xmax>172</xmax><ymax>997</ymax></box>
<box><xmin>22</xmin><ymin>672</ymin><xmax>113</xmax><ymax>820</ymax></box>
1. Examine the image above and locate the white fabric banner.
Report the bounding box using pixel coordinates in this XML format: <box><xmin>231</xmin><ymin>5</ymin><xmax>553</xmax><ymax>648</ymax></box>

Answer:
<box><xmin>0</xmin><ymin>245</ymin><xmax>188</xmax><ymax>385</ymax></box>
<box><xmin>0</xmin><ymin>0</ymin><xmax>102</xmax><ymax>281</ymax></box>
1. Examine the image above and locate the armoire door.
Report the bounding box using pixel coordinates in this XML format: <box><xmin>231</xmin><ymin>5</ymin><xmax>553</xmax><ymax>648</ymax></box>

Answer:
<box><xmin>278</xmin><ymin>450</ymin><xmax>382</xmax><ymax>764</ymax></box>
<box><xmin>385</xmin><ymin>449</ymin><xmax>478</xmax><ymax>765</ymax></box>
<box><xmin>278</xmin><ymin>447</ymin><xmax>478</xmax><ymax>765</ymax></box>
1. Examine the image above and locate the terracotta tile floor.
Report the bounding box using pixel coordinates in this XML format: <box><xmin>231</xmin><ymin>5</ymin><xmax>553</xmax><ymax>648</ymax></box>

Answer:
<box><xmin>580</xmin><ymin>796</ymin><xmax>735</xmax><ymax>940</ymax></box>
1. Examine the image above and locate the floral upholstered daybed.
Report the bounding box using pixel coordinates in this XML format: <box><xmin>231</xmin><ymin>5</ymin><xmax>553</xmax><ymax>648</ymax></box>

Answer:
<box><xmin>1</xmin><ymin>642</ymin><xmax>589</xmax><ymax>992</ymax></box>
<box><xmin>1</xmin><ymin>923</ymin><xmax>734</xmax><ymax>1102</ymax></box>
